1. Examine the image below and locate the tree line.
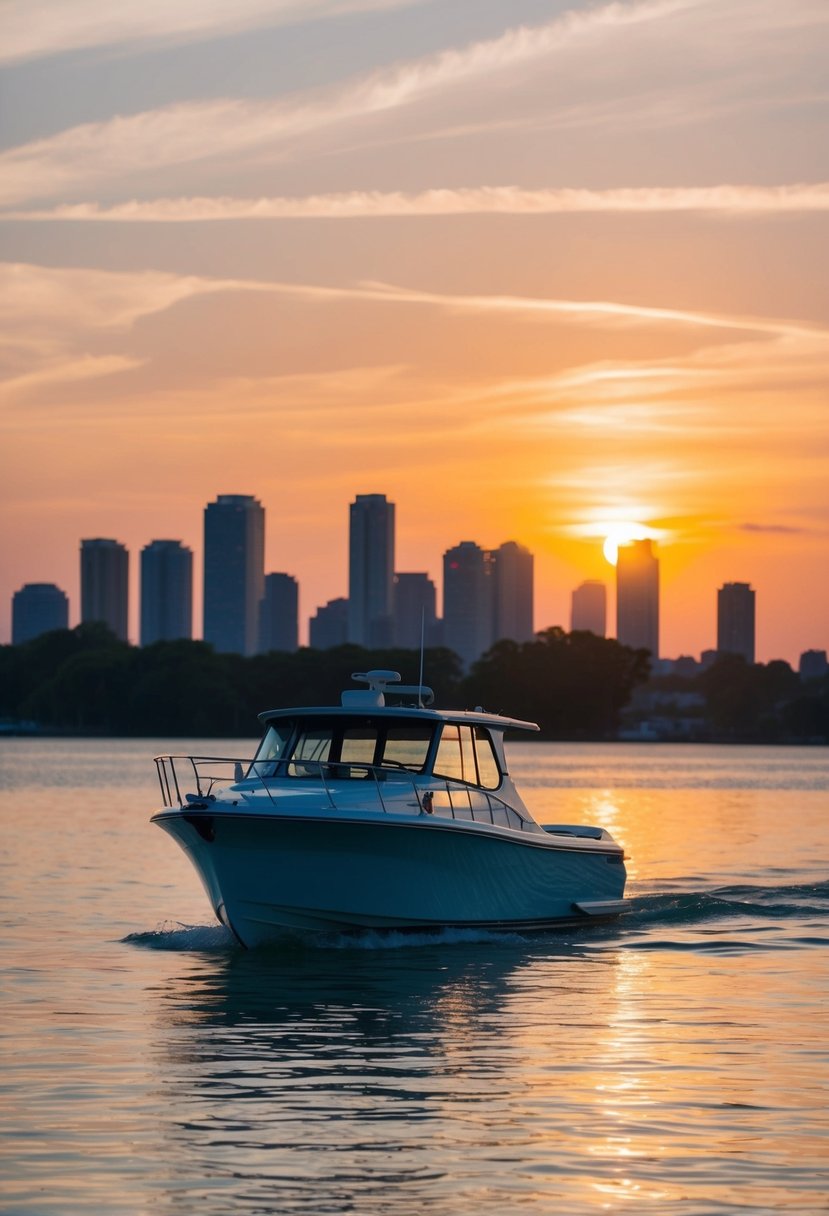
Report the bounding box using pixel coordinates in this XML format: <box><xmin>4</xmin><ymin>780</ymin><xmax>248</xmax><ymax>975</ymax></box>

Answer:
<box><xmin>2</xmin><ymin>625</ymin><xmax>824</xmax><ymax>741</ymax></box>
<box><xmin>0</xmin><ymin>624</ymin><xmax>650</xmax><ymax>739</ymax></box>
<box><xmin>652</xmin><ymin>653</ymin><xmax>829</xmax><ymax>743</ymax></box>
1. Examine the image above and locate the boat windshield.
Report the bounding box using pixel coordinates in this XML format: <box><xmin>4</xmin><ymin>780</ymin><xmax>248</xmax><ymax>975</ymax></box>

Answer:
<box><xmin>253</xmin><ymin>717</ymin><xmax>435</xmax><ymax>777</ymax></box>
<box><xmin>250</xmin><ymin>719</ymin><xmax>295</xmax><ymax>776</ymax></box>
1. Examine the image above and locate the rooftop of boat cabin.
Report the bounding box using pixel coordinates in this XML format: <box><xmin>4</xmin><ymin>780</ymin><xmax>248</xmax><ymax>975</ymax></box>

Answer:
<box><xmin>257</xmin><ymin>670</ymin><xmax>540</xmax><ymax>733</ymax></box>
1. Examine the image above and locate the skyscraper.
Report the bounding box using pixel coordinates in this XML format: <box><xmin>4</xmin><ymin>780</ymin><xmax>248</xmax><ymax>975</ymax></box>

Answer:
<box><xmin>348</xmin><ymin>494</ymin><xmax>395</xmax><ymax>647</ymax></box>
<box><xmin>258</xmin><ymin>573</ymin><xmax>299</xmax><ymax>653</ymax></box>
<box><xmin>393</xmin><ymin>573</ymin><xmax>437</xmax><ymax>649</ymax></box>
<box><xmin>309</xmin><ymin>597</ymin><xmax>349</xmax><ymax>649</ymax></box>
<box><xmin>443</xmin><ymin>540</ymin><xmax>493</xmax><ymax>669</ymax></box>
<box><xmin>616</xmin><ymin>540</ymin><xmax>659</xmax><ymax>657</ymax></box>
<box><xmin>140</xmin><ymin>540</ymin><xmax>193</xmax><ymax>646</ymax></box>
<box><xmin>571</xmin><ymin>581</ymin><xmax>607</xmax><ymax>636</ymax></box>
<box><xmin>717</xmin><ymin>582</ymin><xmax>755</xmax><ymax>664</ymax></box>
<box><xmin>80</xmin><ymin>538</ymin><xmax>129</xmax><ymax>641</ymax></box>
<box><xmin>203</xmin><ymin>494</ymin><xmax>265</xmax><ymax>655</ymax></box>
<box><xmin>799</xmin><ymin>650</ymin><xmax>828</xmax><ymax>681</ymax></box>
<box><xmin>12</xmin><ymin>583</ymin><xmax>69</xmax><ymax>644</ymax></box>
<box><xmin>491</xmin><ymin>540</ymin><xmax>534</xmax><ymax>643</ymax></box>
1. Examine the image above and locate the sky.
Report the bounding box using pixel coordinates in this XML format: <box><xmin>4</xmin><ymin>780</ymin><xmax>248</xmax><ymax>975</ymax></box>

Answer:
<box><xmin>0</xmin><ymin>0</ymin><xmax>827</xmax><ymax>662</ymax></box>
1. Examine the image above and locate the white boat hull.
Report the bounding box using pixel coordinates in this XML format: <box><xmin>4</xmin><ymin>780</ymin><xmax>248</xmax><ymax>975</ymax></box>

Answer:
<box><xmin>153</xmin><ymin>808</ymin><xmax>627</xmax><ymax>946</ymax></box>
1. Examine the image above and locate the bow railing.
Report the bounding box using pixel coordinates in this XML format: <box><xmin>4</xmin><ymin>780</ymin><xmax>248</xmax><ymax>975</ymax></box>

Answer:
<box><xmin>154</xmin><ymin>754</ymin><xmax>536</xmax><ymax>832</ymax></box>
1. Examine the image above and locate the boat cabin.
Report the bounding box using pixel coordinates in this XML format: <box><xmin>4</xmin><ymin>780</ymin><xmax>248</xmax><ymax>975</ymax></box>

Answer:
<box><xmin>251</xmin><ymin>670</ymin><xmax>538</xmax><ymax>792</ymax></box>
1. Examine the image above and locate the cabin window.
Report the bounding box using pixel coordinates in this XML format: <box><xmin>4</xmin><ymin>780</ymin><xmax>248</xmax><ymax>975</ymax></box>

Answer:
<box><xmin>291</xmin><ymin>727</ymin><xmax>333</xmax><ymax>774</ymax></box>
<box><xmin>474</xmin><ymin>729</ymin><xmax>501</xmax><ymax>790</ymax></box>
<box><xmin>250</xmin><ymin>720</ymin><xmax>294</xmax><ymax>776</ymax></box>
<box><xmin>341</xmin><ymin>726</ymin><xmax>379</xmax><ymax>766</ymax></box>
<box><xmin>434</xmin><ymin>724</ymin><xmax>502</xmax><ymax>789</ymax></box>
<box><xmin>434</xmin><ymin>724</ymin><xmax>476</xmax><ymax>785</ymax></box>
<box><xmin>381</xmin><ymin>725</ymin><xmax>433</xmax><ymax>771</ymax></box>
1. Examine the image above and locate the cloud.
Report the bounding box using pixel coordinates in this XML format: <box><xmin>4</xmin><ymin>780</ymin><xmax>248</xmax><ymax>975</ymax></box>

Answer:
<box><xmin>7</xmin><ymin>182</ymin><xmax>829</xmax><ymax>223</ymax></box>
<box><xmin>0</xmin><ymin>0</ymin><xmax>423</xmax><ymax>66</ymax></box>
<box><xmin>0</xmin><ymin>0</ymin><xmax>706</xmax><ymax>207</ymax></box>
<box><xmin>2</xmin><ymin>260</ymin><xmax>823</xmax><ymax>406</ymax></box>
<box><xmin>739</xmin><ymin>522</ymin><xmax>807</xmax><ymax>534</ymax></box>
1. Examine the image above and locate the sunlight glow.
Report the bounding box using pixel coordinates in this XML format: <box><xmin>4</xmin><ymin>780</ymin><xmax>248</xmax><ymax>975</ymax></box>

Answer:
<box><xmin>601</xmin><ymin>522</ymin><xmax>656</xmax><ymax>566</ymax></box>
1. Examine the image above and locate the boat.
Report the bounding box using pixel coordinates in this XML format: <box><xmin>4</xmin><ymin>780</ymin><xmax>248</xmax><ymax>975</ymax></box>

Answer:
<box><xmin>151</xmin><ymin>670</ymin><xmax>628</xmax><ymax>946</ymax></box>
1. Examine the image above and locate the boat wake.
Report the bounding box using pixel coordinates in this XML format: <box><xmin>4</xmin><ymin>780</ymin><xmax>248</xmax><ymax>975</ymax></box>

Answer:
<box><xmin>122</xmin><ymin>881</ymin><xmax>829</xmax><ymax>954</ymax></box>
<box><xmin>628</xmin><ymin>879</ymin><xmax>829</xmax><ymax>926</ymax></box>
<box><xmin>123</xmin><ymin>922</ymin><xmax>237</xmax><ymax>951</ymax></box>
<box><xmin>123</xmin><ymin>921</ymin><xmax>531</xmax><ymax>953</ymax></box>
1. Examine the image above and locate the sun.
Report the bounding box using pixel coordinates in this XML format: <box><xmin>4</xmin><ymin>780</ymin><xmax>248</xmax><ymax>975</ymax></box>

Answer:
<box><xmin>602</xmin><ymin>521</ymin><xmax>653</xmax><ymax>566</ymax></box>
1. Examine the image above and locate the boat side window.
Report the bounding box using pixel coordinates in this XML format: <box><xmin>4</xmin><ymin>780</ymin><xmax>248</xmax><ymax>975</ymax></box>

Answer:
<box><xmin>434</xmin><ymin>724</ymin><xmax>502</xmax><ymax>788</ymax></box>
<box><xmin>381</xmin><ymin>724</ymin><xmax>433</xmax><ymax>771</ymax></box>
<box><xmin>473</xmin><ymin>728</ymin><xmax>502</xmax><ymax>790</ymax></box>
<box><xmin>434</xmin><ymin>724</ymin><xmax>477</xmax><ymax>785</ymax></box>
<box><xmin>250</xmin><ymin>720</ymin><xmax>294</xmax><ymax>777</ymax></box>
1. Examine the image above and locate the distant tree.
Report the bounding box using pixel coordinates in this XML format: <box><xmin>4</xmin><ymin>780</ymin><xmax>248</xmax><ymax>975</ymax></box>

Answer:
<box><xmin>697</xmin><ymin>655</ymin><xmax>800</xmax><ymax>740</ymax></box>
<box><xmin>463</xmin><ymin>628</ymin><xmax>651</xmax><ymax>738</ymax></box>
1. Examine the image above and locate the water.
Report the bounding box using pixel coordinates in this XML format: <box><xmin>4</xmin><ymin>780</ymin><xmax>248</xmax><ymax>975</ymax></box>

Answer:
<box><xmin>1</xmin><ymin>738</ymin><xmax>827</xmax><ymax>1215</ymax></box>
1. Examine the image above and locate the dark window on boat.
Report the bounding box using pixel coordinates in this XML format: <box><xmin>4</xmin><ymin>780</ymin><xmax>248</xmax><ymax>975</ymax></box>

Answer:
<box><xmin>381</xmin><ymin>724</ymin><xmax>433</xmax><ymax>771</ymax></box>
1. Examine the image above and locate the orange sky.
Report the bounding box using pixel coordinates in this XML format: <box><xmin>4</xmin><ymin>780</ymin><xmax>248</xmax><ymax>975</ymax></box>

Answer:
<box><xmin>0</xmin><ymin>0</ymin><xmax>827</xmax><ymax>661</ymax></box>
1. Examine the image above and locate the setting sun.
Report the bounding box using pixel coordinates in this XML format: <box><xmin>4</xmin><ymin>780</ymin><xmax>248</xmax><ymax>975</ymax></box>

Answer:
<box><xmin>601</xmin><ymin>523</ymin><xmax>656</xmax><ymax>567</ymax></box>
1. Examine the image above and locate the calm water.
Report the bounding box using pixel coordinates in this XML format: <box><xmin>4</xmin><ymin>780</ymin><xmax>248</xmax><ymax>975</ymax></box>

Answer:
<box><xmin>1</xmin><ymin>739</ymin><xmax>828</xmax><ymax>1215</ymax></box>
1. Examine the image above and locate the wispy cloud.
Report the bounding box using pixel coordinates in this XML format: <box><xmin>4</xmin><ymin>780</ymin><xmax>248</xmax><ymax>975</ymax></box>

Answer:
<box><xmin>739</xmin><ymin>521</ymin><xmax>807</xmax><ymax>534</ymax></box>
<box><xmin>7</xmin><ymin>182</ymin><xmax>829</xmax><ymax>223</ymax></box>
<box><xmin>0</xmin><ymin>0</ymin><xmax>423</xmax><ymax>66</ymax></box>
<box><xmin>0</xmin><ymin>0</ymin><xmax>704</xmax><ymax>207</ymax></box>
<box><xmin>4</xmin><ymin>261</ymin><xmax>826</xmax><ymax>426</ymax></box>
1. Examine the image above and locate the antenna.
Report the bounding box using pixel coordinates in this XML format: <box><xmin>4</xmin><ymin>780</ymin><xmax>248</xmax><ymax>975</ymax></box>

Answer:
<box><xmin>418</xmin><ymin>607</ymin><xmax>425</xmax><ymax>708</ymax></box>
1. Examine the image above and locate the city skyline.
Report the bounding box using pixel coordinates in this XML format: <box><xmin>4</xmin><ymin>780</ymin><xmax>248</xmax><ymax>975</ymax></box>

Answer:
<box><xmin>0</xmin><ymin>2</ymin><xmax>827</xmax><ymax>663</ymax></box>
<box><xmin>6</xmin><ymin>489</ymin><xmax>824</xmax><ymax>669</ymax></box>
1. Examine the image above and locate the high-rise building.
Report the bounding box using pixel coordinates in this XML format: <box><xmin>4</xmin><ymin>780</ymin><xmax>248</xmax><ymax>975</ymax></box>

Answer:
<box><xmin>717</xmin><ymin>582</ymin><xmax>755</xmax><ymax>664</ymax></box>
<box><xmin>80</xmin><ymin>538</ymin><xmax>129</xmax><ymax>641</ymax></box>
<box><xmin>393</xmin><ymin>573</ymin><xmax>437</xmax><ymax>649</ymax></box>
<box><xmin>203</xmin><ymin>494</ymin><xmax>265</xmax><ymax>655</ymax></box>
<box><xmin>140</xmin><ymin>540</ymin><xmax>193</xmax><ymax>646</ymax></box>
<box><xmin>259</xmin><ymin>573</ymin><xmax>299</xmax><ymax>653</ymax></box>
<box><xmin>799</xmin><ymin>650</ymin><xmax>828</xmax><ymax>681</ymax></box>
<box><xmin>491</xmin><ymin>540</ymin><xmax>534</xmax><ymax>643</ymax></box>
<box><xmin>310</xmin><ymin>597</ymin><xmax>349</xmax><ymax>650</ymax></box>
<box><xmin>12</xmin><ymin>583</ymin><xmax>69</xmax><ymax>644</ymax></box>
<box><xmin>443</xmin><ymin>541</ymin><xmax>493</xmax><ymax>669</ymax></box>
<box><xmin>571</xmin><ymin>581</ymin><xmax>607</xmax><ymax>637</ymax></box>
<box><xmin>348</xmin><ymin>494</ymin><xmax>395</xmax><ymax>648</ymax></box>
<box><xmin>616</xmin><ymin>539</ymin><xmax>659</xmax><ymax>657</ymax></box>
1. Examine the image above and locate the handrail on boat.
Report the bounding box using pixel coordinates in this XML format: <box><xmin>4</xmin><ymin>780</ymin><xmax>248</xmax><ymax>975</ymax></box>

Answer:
<box><xmin>153</xmin><ymin>754</ymin><xmax>532</xmax><ymax>830</ymax></box>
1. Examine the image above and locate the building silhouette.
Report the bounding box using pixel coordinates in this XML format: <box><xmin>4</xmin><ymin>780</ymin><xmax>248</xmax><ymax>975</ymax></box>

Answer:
<box><xmin>140</xmin><ymin>540</ymin><xmax>192</xmax><ymax>646</ymax></box>
<box><xmin>616</xmin><ymin>539</ymin><xmax>659</xmax><ymax>657</ymax></box>
<box><xmin>443</xmin><ymin>541</ymin><xmax>493</xmax><ymax>669</ymax></box>
<box><xmin>717</xmin><ymin>582</ymin><xmax>755</xmax><ymax>664</ymax></box>
<box><xmin>491</xmin><ymin>541</ymin><xmax>534</xmax><ymax>644</ymax></box>
<box><xmin>80</xmin><ymin>538</ymin><xmax>129</xmax><ymax>641</ymax></box>
<box><xmin>310</xmin><ymin>597</ymin><xmax>349</xmax><ymax>650</ymax></box>
<box><xmin>203</xmin><ymin>494</ymin><xmax>264</xmax><ymax>655</ymax></box>
<box><xmin>348</xmin><ymin>494</ymin><xmax>395</xmax><ymax>647</ymax></box>
<box><xmin>571</xmin><ymin>580</ymin><xmax>606</xmax><ymax>636</ymax></box>
<box><xmin>799</xmin><ymin>649</ymin><xmax>828</xmax><ymax>681</ymax></box>
<box><xmin>259</xmin><ymin>573</ymin><xmax>299</xmax><ymax>653</ymax></box>
<box><xmin>393</xmin><ymin>573</ymin><xmax>438</xmax><ymax>649</ymax></box>
<box><xmin>12</xmin><ymin>583</ymin><xmax>69</xmax><ymax>644</ymax></box>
